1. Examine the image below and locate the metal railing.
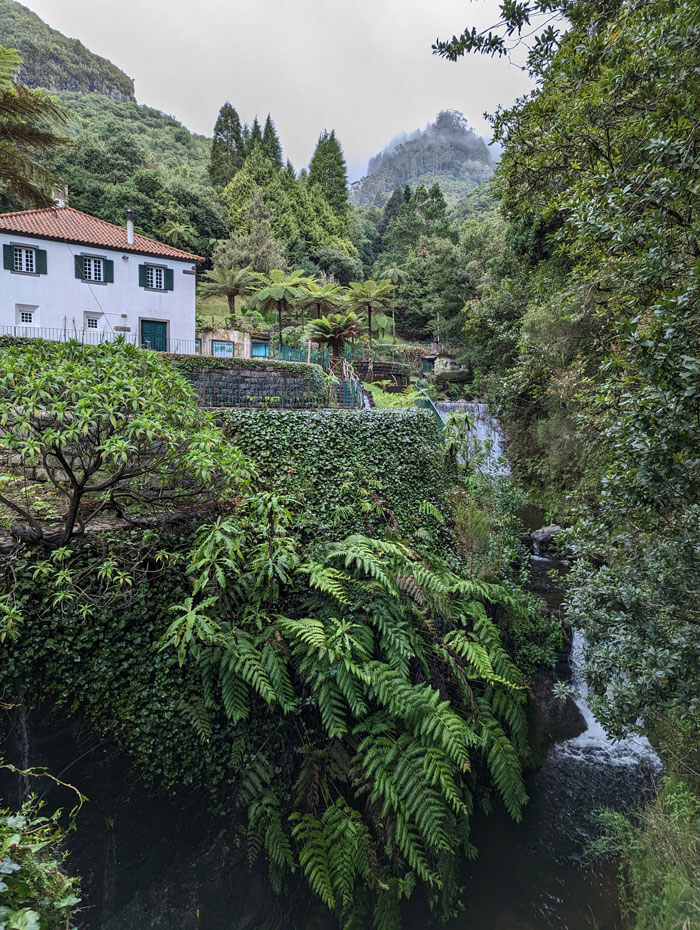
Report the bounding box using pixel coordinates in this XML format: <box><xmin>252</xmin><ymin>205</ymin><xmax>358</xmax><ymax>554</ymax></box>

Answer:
<box><xmin>414</xmin><ymin>387</ymin><xmax>446</xmax><ymax>431</ymax></box>
<box><xmin>0</xmin><ymin>325</ymin><xmax>203</xmax><ymax>356</ymax></box>
<box><xmin>278</xmin><ymin>345</ymin><xmax>329</xmax><ymax>369</ymax></box>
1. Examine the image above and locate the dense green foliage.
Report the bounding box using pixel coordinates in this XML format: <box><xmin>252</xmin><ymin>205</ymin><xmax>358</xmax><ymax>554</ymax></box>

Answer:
<box><xmin>352</xmin><ymin>111</ymin><xmax>493</xmax><ymax>207</ymax></box>
<box><xmin>308</xmin><ymin>129</ymin><xmax>350</xmax><ymax>224</ymax></box>
<box><xmin>0</xmin><ymin>0</ymin><xmax>134</xmax><ymax>99</ymax></box>
<box><xmin>0</xmin><ymin>798</ymin><xmax>81</xmax><ymax>929</ymax></box>
<box><xmin>220</xmin><ymin>408</ymin><xmax>447</xmax><ymax>532</ymax></box>
<box><xmin>454</xmin><ymin>0</ymin><xmax>700</xmax><ymax>727</ymax></box>
<box><xmin>0</xmin><ymin>341</ymin><xmax>556</xmax><ymax>927</ymax></box>
<box><xmin>0</xmin><ymin>45</ymin><xmax>68</xmax><ymax>207</ymax></box>
<box><xmin>0</xmin><ymin>339</ymin><xmax>248</xmax><ymax>548</ymax></box>
<box><xmin>444</xmin><ymin>1</ymin><xmax>700</xmax><ymax>923</ymax></box>
<box><xmin>208</xmin><ymin>101</ymin><xmax>244</xmax><ymax>187</ymax></box>
<box><xmin>590</xmin><ymin>713</ymin><xmax>700</xmax><ymax>930</ymax></box>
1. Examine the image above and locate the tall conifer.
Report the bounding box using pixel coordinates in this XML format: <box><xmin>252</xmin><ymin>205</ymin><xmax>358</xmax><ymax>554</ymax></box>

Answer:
<box><xmin>209</xmin><ymin>101</ymin><xmax>243</xmax><ymax>187</ymax></box>
<box><xmin>308</xmin><ymin>129</ymin><xmax>349</xmax><ymax>223</ymax></box>
<box><xmin>246</xmin><ymin>116</ymin><xmax>263</xmax><ymax>156</ymax></box>
<box><xmin>262</xmin><ymin>114</ymin><xmax>283</xmax><ymax>168</ymax></box>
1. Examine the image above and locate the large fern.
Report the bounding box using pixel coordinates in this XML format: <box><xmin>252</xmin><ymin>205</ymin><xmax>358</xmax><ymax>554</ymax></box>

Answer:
<box><xmin>162</xmin><ymin>514</ymin><xmax>535</xmax><ymax>927</ymax></box>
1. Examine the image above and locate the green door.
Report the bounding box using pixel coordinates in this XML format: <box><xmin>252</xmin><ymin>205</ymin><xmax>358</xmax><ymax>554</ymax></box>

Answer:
<box><xmin>140</xmin><ymin>320</ymin><xmax>168</xmax><ymax>352</ymax></box>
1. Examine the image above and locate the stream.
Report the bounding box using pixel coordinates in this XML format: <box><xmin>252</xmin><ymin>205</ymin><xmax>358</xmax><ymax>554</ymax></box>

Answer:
<box><xmin>418</xmin><ymin>401</ymin><xmax>663</xmax><ymax>929</ymax></box>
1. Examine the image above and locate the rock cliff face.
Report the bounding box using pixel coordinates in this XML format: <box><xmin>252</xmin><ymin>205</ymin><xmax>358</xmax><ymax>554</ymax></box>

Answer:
<box><xmin>0</xmin><ymin>710</ymin><xmax>329</xmax><ymax>930</ymax></box>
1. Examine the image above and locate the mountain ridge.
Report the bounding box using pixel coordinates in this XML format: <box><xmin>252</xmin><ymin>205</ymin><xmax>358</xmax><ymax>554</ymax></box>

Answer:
<box><xmin>0</xmin><ymin>0</ymin><xmax>134</xmax><ymax>100</ymax></box>
<box><xmin>351</xmin><ymin>110</ymin><xmax>494</xmax><ymax>206</ymax></box>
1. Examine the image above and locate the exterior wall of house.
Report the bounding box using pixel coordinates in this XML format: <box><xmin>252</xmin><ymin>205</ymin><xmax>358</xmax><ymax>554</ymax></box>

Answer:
<box><xmin>0</xmin><ymin>232</ymin><xmax>197</xmax><ymax>349</ymax></box>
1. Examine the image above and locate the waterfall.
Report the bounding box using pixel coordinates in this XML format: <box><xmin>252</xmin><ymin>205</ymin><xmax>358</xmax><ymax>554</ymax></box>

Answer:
<box><xmin>435</xmin><ymin>401</ymin><xmax>508</xmax><ymax>475</ymax></box>
<box><xmin>559</xmin><ymin>631</ymin><xmax>662</xmax><ymax>769</ymax></box>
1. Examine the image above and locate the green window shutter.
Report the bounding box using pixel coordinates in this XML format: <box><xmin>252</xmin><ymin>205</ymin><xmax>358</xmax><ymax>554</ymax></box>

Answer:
<box><xmin>3</xmin><ymin>244</ymin><xmax>12</xmax><ymax>270</ymax></box>
<box><xmin>74</xmin><ymin>255</ymin><xmax>84</xmax><ymax>279</ymax></box>
<box><xmin>103</xmin><ymin>258</ymin><xmax>114</xmax><ymax>283</ymax></box>
<box><xmin>164</xmin><ymin>268</ymin><xmax>174</xmax><ymax>291</ymax></box>
<box><xmin>35</xmin><ymin>248</ymin><xmax>47</xmax><ymax>275</ymax></box>
<box><xmin>138</xmin><ymin>264</ymin><xmax>148</xmax><ymax>288</ymax></box>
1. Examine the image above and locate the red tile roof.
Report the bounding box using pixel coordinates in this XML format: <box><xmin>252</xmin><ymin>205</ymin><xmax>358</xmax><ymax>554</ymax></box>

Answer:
<box><xmin>0</xmin><ymin>206</ymin><xmax>204</xmax><ymax>262</ymax></box>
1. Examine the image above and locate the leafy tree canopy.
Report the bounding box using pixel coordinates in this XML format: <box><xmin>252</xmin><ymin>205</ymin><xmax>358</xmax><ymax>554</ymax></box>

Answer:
<box><xmin>0</xmin><ymin>339</ymin><xmax>250</xmax><ymax>548</ymax></box>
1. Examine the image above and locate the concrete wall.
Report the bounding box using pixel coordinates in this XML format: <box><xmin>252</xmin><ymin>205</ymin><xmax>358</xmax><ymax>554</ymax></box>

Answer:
<box><xmin>0</xmin><ymin>232</ymin><xmax>197</xmax><ymax>348</ymax></box>
<box><xmin>196</xmin><ymin>327</ymin><xmax>251</xmax><ymax>358</ymax></box>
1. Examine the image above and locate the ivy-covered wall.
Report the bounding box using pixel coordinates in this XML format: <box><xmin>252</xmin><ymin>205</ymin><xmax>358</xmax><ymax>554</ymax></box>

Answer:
<box><xmin>220</xmin><ymin>408</ymin><xmax>449</xmax><ymax>531</ymax></box>
<box><xmin>1</xmin><ymin>408</ymin><xmax>450</xmax><ymax>792</ymax></box>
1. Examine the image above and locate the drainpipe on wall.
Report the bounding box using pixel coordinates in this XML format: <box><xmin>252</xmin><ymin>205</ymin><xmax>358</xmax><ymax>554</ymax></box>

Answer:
<box><xmin>126</xmin><ymin>210</ymin><xmax>134</xmax><ymax>245</ymax></box>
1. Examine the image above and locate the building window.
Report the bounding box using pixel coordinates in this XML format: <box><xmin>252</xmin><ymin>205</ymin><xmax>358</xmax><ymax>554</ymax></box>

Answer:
<box><xmin>13</xmin><ymin>247</ymin><xmax>35</xmax><ymax>274</ymax></box>
<box><xmin>212</xmin><ymin>341</ymin><xmax>233</xmax><ymax>358</ymax></box>
<box><xmin>19</xmin><ymin>310</ymin><xmax>34</xmax><ymax>325</ymax></box>
<box><xmin>146</xmin><ymin>266</ymin><xmax>164</xmax><ymax>289</ymax></box>
<box><xmin>139</xmin><ymin>264</ymin><xmax>172</xmax><ymax>290</ymax></box>
<box><xmin>82</xmin><ymin>256</ymin><xmax>103</xmax><ymax>282</ymax></box>
<box><xmin>251</xmin><ymin>340</ymin><xmax>270</xmax><ymax>358</ymax></box>
<box><xmin>86</xmin><ymin>316</ymin><xmax>99</xmax><ymax>330</ymax></box>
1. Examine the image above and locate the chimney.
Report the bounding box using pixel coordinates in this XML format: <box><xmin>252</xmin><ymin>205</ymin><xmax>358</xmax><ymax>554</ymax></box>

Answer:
<box><xmin>52</xmin><ymin>184</ymin><xmax>68</xmax><ymax>207</ymax></box>
<box><xmin>126</xmin><ymin>210</ymin><xmax>134</xmax><ymax>245</ymax></box>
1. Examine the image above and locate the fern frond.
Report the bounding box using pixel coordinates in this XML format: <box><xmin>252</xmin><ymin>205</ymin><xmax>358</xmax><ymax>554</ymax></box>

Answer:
<box><xmin>418</xmin><ymin>500</ymin><xmax>445</xmax><ymax>525</ymax></box>
<box><xmin>478</xmin><ymin>710</ymin><xmax>528</xmax><ymax>820</ymax></box>
<box><xmin>304</xmin><ymin>563</ymin><xmax>353</xmax><ymax>605</ymax></box>
<box><xmin>290</xmin><ymin>813</ymin><xmax>336</xmax><ymax>909</ymax></box>
<box><xmin>178</xmin><ymin>697</ymin><xmax>212</xmax><ymax>743</ymax></box>
<box><xmin>237</xmin><ymin>752</ymin><xmax>272</xmax><ymax>807</ymax></box>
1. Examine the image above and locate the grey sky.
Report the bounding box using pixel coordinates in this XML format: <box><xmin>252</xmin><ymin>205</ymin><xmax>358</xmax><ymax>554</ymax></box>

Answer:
<box><xmin>21</xmin><ymin>0</ymin><xmax>532</xmax><ymax>179</ymax></box>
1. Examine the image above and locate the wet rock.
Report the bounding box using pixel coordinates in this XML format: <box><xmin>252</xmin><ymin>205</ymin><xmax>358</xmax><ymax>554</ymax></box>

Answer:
<box><xmin>531</xmin><ymin>524</ymin><xmax>564</xmax><ymax>548</ymax></box>
<box><xmin>0</xmin><ymin>711</ymin><xmax>332</xmax><ymax>930</ymax></box>
<box><xmin>528</xmin><ymin>666</ymin><xmax>587</xmax><ymax>769</ymax></box>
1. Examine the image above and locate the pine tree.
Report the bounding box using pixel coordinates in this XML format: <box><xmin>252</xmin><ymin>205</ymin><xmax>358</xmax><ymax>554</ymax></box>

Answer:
<box><xmin>262</xmin><ymin>114</ymin><xmax>283</xmax><ymax>169</ymax></box>
<box><xmin>380</xmin><ymin>187</ymin><xmax>403</xmax><ymax>235</ymax></box>
<box><xmin>308</xmin><ymin>129</ymin><xmax>349</xmax><ymax>224</ymax></box>
<box><xmin>209</xmin><ymin>101</ymin><xmax>244</xmax><ymax>187</ymax></box>
<box><xmin>246</xmin><ymin>116</ymin><xmax>263</xmax><ymax>156</ymax></box>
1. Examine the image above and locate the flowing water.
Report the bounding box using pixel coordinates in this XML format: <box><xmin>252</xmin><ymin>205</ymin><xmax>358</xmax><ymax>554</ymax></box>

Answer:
<box><xmin>436</xmin><ymin>401</ymin><xmax>509</xmax><ymax>475</ymax></box>
<box><xmin>413</xmin><ymin>403</ymin><xmax>663</xmax><ymax>929</ymax></box>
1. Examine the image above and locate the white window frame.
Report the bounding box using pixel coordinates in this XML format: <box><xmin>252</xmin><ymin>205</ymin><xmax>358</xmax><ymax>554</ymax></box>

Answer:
<box><xmin>13</xmin><ymin>246</ymin><xmax>35</xmax><ymax>274</ymax></box>
<box><xmin>16</xmin><ymin>304</ymin><xmax>38</xmax><ymax>327</ymax></box>
<box><xmin>146</xmin><ymin>265</ymin><xmax>165</xmax><ymax>290</ymax></box>
<box><xmin>82</xmin><ymin>256</ymin><xmax>104</xmax><ymax>282</ymax></box>
<box><xmin>85</xmin><ymin>315</ymin><xmax>100</xmax><ymax>330</ymax></box>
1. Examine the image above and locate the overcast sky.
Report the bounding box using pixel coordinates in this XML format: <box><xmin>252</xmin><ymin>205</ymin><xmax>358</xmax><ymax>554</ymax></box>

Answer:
<box><xmin>21</xmin><ymin>0</ymin><xmax>533</xmax><ymax>179</ymax></box>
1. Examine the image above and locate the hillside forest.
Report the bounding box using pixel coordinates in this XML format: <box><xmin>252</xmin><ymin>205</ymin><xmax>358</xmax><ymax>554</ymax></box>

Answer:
<box><xmin>0</xmin><ymin>0</ymin><xmax>699</xmax><ymax>929</ymax></box>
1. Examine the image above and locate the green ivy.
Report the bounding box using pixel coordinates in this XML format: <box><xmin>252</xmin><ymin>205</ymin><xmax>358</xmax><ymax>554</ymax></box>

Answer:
<box><xmin>169</xmin><ymin>353</ymin><xmax>324</xmax><ymax>384</ymax></box>
<box><xmin>219</xmin><ymin>408</ymin><xmax>449</xmax><ymax>533</ymax></box>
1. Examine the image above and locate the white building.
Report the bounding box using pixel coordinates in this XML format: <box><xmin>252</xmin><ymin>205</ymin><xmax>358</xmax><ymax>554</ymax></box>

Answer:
<box><xmin>0</xmin><ymin>205</ymin><xmax>203</xmax><ymax>352</ymax></box>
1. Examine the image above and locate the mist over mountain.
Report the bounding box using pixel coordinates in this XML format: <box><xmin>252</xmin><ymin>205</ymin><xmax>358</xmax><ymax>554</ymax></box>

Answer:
<box><xmin>351</xmin><ymin>110</ymin><xmax>494</xmax><ymax>206</ymax></box>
